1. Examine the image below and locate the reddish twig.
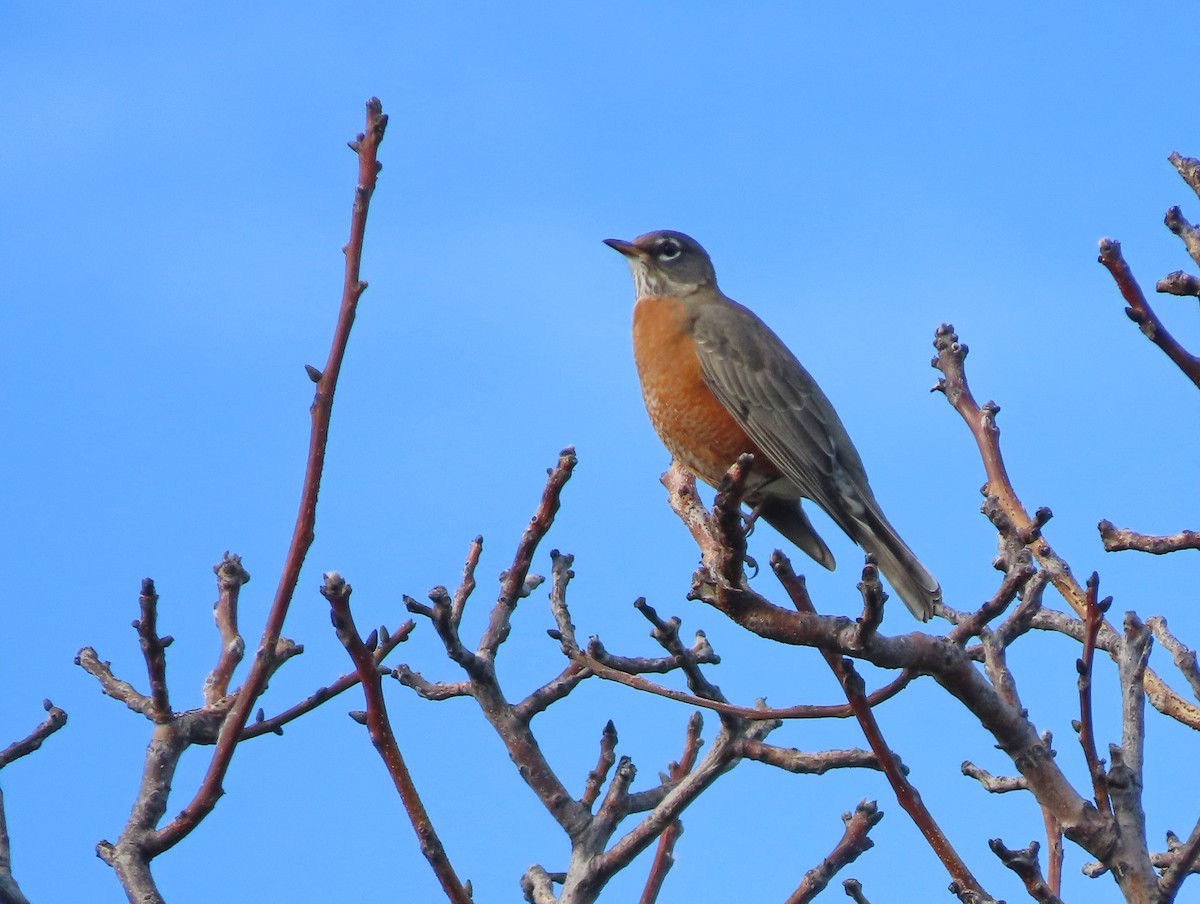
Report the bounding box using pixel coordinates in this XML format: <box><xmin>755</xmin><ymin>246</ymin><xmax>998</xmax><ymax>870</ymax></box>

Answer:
<box><xmin>1040</xmin><ymin>806</ymin><xmax>1064</xmax><ymax>899</ymax></box>
<box><xmin>772</xmin><ymin>554</ymin><xmax>990</xmax><ymax>901</ymax></box>
<box><xmin>150</xmin><ymin>98</ymin><xmax>389</xmax><ymax>855</ymax></box>
<box><xmin>324</xmin><ymin>573</ymin><xmax>470</xmax><ymax>904</ymax></box>
<box><xmin>1099</xmin><ymin>520</ymin><xmax>1200</xmax><ymax>555</ymax></box>
<box><xmin>240</xmin><ymin>620</ymin><xmax>414</xmax><ymax>739</ymax></box>
<box><xmin>638</xmin><ymin>712</ymin><xmax>703</xmax><ymax>904</ymax></box>
<box><xmin>1097</xmin><ymin>239</ymin><xmax>1200</xmax><ymax>389</ymax></box>
<box><xmin>785</xmin><ymin>800</ymin><xmax>883</xmax><ymax>904</ymax></box>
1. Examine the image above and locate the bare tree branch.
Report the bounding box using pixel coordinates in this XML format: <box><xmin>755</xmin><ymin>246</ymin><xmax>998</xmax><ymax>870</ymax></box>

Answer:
<box><xmin>1100</xmin><ymin>521</ymin><xmax>1200</xmax><ymax>555</ymax></box>
<box><xmin>988</xmin><ymin>839</ymin><xmax>1063</xmax><ymax>904</ymax></box>
<box><xmin>1076</xmin><ymin>574</ymin><xmax>1113</xmax><ymax>818</ymax></box>
<box><xmin>0</xmin><ymin>701</ymin><xmax>68</xmax><ymax>904</ymax></box>
<box><xmin>933</xmin><ymin>323</ymin><xmax>1200</xmax><ymax>728</ymax></box>
<box><xmin>1098</xmin><ymin>239</ymin><xmax>1200</xmax><ymax>390</ymax></box>
<box><xmin>785</xmin><ymin>801</ymin><xmax>883</xmax><ymax>904</ymax></box>
<box><xmin>151</xmin><ymin>96</ymin><xmax>390</xmax><ymax>858</ymax></box>
<box><xmin>323</xmin><ymin>573</ymin><xmax>471</xmax><ymax>903</ymax></box>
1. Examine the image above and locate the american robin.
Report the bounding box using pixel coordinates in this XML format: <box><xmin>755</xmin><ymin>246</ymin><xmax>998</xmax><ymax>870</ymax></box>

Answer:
<box><xmin>605</xmin><ymin>230</ymin><xmax>940</xmax><ymax>621</ymax></box>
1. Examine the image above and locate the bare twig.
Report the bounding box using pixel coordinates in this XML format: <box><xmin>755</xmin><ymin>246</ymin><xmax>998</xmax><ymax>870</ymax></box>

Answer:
<box><xmin>961</xmin><ymin>762</ymin><xmax>1029</xmax><ymax>793</ymax></box>
<box><xmin>1146</xmin><ymin>616</ymin><xmax>1200</xmax><ymax>701</ymax></box>
<box><xmin>203</xmin><ymin>553</ymin><xmax>249</xmax><ymax>705</ymax></box>
<box><xmin>0</xmin><ymin>701</ymin><xmax>68</xmax><ymax>904</ymax></box>
<box><xmin>842</xmin><ymin>878</ymin><xmax>870</xmax><ymax>902</ymax></box>
<box><xmin>241</xmin><ymin>619</ymin><xmax>414</xmax><ymax>739</ymax></box>
<box><xmin>0</xmin><ymin>701</ymin><xmax>68</xmax><ymax>770</ymax></box>
<box><xmin>582</xmin><ymin>721</ymin><xmax>618</xmax><ymax>810</ymax></box>
<box><xmin>933</xmin><ymin>323</ymin><xmax>1200</xmax><ymax>728</ymax></box>
<box><xmin>1076</xmin><ymin>574</ymin><xmax>1112</xmax><ymax>817</ymax></box>
<box><xmin>1165</xmin><ymin>205</ymin><xmax>1200</xmax><ymax>269</ymax></box>
<box><xmin>638</xmin><ymin>712</ymin><xmax>703</xmax><ymax>904</ymax></box>
<box><xmin>988</xmin><ymin>839</ymin><xmax>1063</xmax><ymax>904</ymax></box>
<box><xmin>1159</xmin><ymin>818</ymin><xmax>1200</xmax><ymax>899</ymax></box>
<box><xmin>785</xmin><ymin>801</ymin><xmax>883</xmax><ymax>904</ymax></box>
<box><xmin>153</xmin><ymin>97</ymin><xmax>390</xmax><ymax>856</ymax></box>
<box><xmin>133</xmin><ymin>579</ymin><xmax>172</xmax><ymax>722</ymax></box>
<box><xmin>1099</xmin><ymin>520</ymin><xmax>1200</xmax><ymax>555</ymax></box>
<box><xmin>567</xmin><ymin>644</ymin><xmax>913</xmax><ymax>722</ymax></box>
<box><xmin>478</xmin><ymin>448</ymin><xmax>576</xmax><ymax>659</ymax></box>
<box><xmin>772</xmin><ymin>553</ymin><xmax>991</xmax><ymax>901</ymax></box>
<box><xmin>324</xmin><ymin>573</ymin><xmax>471</xmax><ymax>904</ymax></box>
<box><xmin>1105</xmin><ymin>614</ymin><xmax>1157</xmax><ymax>901</ymax></box>
<box><xmin>1097</xmin><ymin>239</ymin><xmax>1200</xmax><ymax>390</ymax></box>
<box><xmin>1156</xmin><ymin>271</ymin><xmax>1200</xmax><ymax>297</ymax></box>
<box><xmin>1170</xmin><ymin>152</ymin><xmax>1200</xmax><ymax>201</ymax></box>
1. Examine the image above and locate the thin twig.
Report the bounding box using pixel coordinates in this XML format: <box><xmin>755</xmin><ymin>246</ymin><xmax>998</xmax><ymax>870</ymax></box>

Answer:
<box><xmin>1097</xmin><ymin>239</ymin><xmax>1200</xmax><ymax>389</ymax></box>
<box><xmin>785</xmin><ymin>801</ymin><xmax>883</xmax><ymax>904</ymax></box>
<box><xmin>152</xmin><ymin>97</ymin><xmax>390</xmax><ymax>857</ymax></box>
<box><xmin>638</xmin><ymin>712</ymin><xmax>703</xmax><ymax>904</ymax></box>
<box><xmin>0</xmin><ymin>701</ymin><xmax>68</xmax><ymax>904</ymax></box>
<box><xmin>240</xmin><ymin>620</ymin><xmax>414</xmax><ymax>739</ymax></box>
<box><xmin>1099</xmin><ymin>520</ymin><xmax>1200</xmax><ymax>555</ymax></box>
<box><xmin>324</xmin><ymin>573</ymin><xmax>471</xmax><ymax>904</ymax></box>
<box><xmin>478</xmin><ymin>448</ymin><xmax>576</xmax><ymax>659</ymax></box>
<box><xmin>203</xmin><ymin>553</ymin><xmax>249</xmax><ymax>705</ymax></box>
<box><xmin>988</xmin><ymin>839</ymin><xmax>1063</xmax><ymax>904</ymax></box>
<box><xmin>1076</xmin><ymin>573</ymin><xmax>1112</xmax><ymax>817</ymax></box>
<box><xmin>773</xmin><ymin>553</ymin><xmax>990</xmax><ymax>901</ymax></box>
<box><xmin>134</xmin><ymin>579</ymin><xmax>171</xmax><ymax>722</ymax></box>
<box><xmin>581</xmin><ymin>721</ymin><xmax>618</xmax><ymax>810</ymax></box>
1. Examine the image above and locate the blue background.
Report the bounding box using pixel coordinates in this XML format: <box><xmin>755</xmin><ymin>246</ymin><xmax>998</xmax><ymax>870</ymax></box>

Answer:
<box><xmin>3</xmin><ymin>4</ymin><xmax>1199</xmax><ymax>902</ymax></box>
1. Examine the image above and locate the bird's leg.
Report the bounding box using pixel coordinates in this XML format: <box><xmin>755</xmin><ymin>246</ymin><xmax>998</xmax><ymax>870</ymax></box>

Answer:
<box><xmin>738</xmin><ymin>502</ymin><xmax>763</xmax><ymax>577</ymax></box>
<box><xmin>742</xmin><ymin>500</ymin><xmax>766</xmax><ymax>538</ymax></box>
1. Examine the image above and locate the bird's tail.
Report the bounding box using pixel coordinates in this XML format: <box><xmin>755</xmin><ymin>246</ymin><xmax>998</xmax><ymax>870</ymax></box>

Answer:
<box><xmin>850</xmin><ymin>506</ymin><xmax>940</xmax><ymax>622</ymax></box>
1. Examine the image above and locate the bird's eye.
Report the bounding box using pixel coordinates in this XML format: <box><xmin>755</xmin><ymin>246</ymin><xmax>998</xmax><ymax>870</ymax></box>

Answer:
<box><xmin>658</xmin><ymin>240</ymin><xmax>681</xmax><ymax>261</ymax></box>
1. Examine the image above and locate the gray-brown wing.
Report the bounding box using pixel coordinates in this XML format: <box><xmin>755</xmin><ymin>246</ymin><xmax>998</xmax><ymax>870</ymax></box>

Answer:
<box><xmin>693</xmin><ymin>295</ymin><xmax>940</xmax><ymax>620</ymax></box>
<box><xmin>690</xmin><ymin>295</ymin><xmax>872</xmax><ymax>537</ymax></box>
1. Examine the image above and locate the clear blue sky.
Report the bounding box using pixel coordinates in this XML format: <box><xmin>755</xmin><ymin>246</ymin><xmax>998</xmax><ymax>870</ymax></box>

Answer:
<box><xmin>3</xmin><ymin>4</ymin><xmax>1198</xmax><ymax>902</ymax></box>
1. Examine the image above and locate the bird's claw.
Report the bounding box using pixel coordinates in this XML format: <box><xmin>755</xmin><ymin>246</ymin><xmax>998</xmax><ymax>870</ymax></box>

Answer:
<box><xmin>743</xmin><ymin>552</ymin><xmax>759</xmax><ymax>577</ymax></box>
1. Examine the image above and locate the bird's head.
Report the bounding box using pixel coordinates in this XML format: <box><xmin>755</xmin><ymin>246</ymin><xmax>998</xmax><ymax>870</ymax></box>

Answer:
<box><xmin>604</xmin><ymin>230</ymin><xmax>717</xmax><ymax>298</ymax></box>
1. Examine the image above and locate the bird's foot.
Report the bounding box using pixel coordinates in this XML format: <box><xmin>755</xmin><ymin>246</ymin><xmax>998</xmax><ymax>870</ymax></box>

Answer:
<box><xmin>743</xmin><ymin>552</ymin><xmax>759</xmax><ymax>578</ymax></box>
<box><xmin>742</xmin><ymin>502</ymin><xmax>766</xmax><ymax>538</ymax></box>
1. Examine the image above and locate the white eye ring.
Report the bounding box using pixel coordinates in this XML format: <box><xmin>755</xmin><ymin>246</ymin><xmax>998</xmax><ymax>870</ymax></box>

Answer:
<box><xmin>658</xmin><ymin>241</ymin><xmax>681</xmax><ymax>261</ymax></box>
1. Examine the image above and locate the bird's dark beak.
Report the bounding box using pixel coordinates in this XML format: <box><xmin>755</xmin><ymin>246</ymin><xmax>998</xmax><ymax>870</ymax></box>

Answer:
<box><xmin>604</xmin><ymin>238</ymin><xmax>644</xmax><ymax>259</ymax></box>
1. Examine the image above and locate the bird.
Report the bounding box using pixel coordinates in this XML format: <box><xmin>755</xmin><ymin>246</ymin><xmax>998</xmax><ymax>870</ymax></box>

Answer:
<box><xmin>605</xmin><ymin>229</ymin><xmax>940</xmax><ymax>621</ymax></box>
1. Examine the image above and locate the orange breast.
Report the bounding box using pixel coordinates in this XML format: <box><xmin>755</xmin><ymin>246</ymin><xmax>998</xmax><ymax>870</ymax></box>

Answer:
<box><xmin>632</xmin><ymin>295</ymin><xmax>776</xmax><ymax>487</ymax></box>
